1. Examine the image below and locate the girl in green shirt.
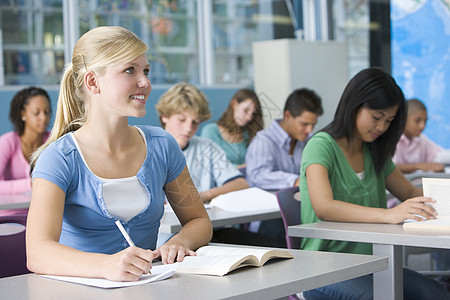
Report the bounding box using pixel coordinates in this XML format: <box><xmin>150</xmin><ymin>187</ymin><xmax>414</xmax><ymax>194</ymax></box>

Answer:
<box><xmin>300</xmin><ymin>68</ymin><xmax>448</xmax><ymax>299</ymax></box>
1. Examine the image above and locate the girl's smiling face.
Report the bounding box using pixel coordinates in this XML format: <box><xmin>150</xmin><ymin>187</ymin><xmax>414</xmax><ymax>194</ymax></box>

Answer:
<box><xmin>96</xmin><ymin>53</ymin><xmax>151</xmax><ymax>118</ymax></box>
<box><xmin>355</xmin><ymin>105</ymin><xmax>398</xmax><ymax>143</ymax></box>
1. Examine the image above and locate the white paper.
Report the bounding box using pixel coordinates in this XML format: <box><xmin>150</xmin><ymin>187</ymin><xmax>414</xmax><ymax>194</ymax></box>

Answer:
<box><xmin>422</xmin><ymin>178</ymin><xmax>450</xmax><ymax>217</ymax></box>
<box><xmin>209</xmin><ymin>187</ymin><xmax>279</xmax><ymax>212</ymax></box>
<box><xmin>41</xmin><ymin>264</ymin><xmax>177</xmax><ymax>288</ymax></box>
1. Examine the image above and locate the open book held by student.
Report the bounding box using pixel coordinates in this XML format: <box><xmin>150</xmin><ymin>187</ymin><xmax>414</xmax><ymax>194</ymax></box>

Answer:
<box><xmin>403</xmin><ymin>178</ymin><xmax>450</xmax><ymax>232</ymax></box>
<box><xmin>175</xmin><ymin>245</ymin><xmax>293</xmax><ymax>276</ymax></box>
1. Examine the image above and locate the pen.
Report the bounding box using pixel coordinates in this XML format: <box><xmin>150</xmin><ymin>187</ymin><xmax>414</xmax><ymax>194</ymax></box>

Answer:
<box><xmin>115</xmin><ymin>220</ymin><xmax>135</xmax><ymax>247</ymax></box>
<box><xmin>115</xmin><ymin>220</ymin><xmax>152</xmax><ymax>275</ymax></box>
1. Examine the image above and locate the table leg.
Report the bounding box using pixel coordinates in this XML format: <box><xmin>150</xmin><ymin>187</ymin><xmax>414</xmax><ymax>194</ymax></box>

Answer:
<box><xmin>373</xmin><ymin>244</ymin><xmax>403</xmax><ymax>300</ymax></box>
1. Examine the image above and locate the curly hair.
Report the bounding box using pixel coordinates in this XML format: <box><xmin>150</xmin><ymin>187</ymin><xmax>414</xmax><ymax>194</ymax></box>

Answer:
<box><xmin>9</xmin><ymin>86</ymin><xmax>51</xmax><ymax>136</ymax></box>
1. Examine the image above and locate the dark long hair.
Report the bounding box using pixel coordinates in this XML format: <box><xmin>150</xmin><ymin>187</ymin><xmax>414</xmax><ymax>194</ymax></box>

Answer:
<box><xmin>322</xmin><ymin>68</ymin><xmax>407</xmax><ymax>174</ymax></box>
<box><xmin>9</xmin><ymin>86</ymin><xmax>51</xmax><ymax>136</ymax></box>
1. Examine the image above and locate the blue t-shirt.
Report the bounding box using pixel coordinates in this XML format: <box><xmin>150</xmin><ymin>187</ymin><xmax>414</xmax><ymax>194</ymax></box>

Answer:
<box><xmin>32</xmin><ymin>125</ymin><xmax>186</xmax><ymax>254</ymax></box>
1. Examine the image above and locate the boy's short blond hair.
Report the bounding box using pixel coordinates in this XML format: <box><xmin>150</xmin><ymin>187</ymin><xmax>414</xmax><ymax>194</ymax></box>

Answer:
<box><xmin>155</xmin><ymin>83</ymin><xmax>211</xmax><ymax>126</ymax></box>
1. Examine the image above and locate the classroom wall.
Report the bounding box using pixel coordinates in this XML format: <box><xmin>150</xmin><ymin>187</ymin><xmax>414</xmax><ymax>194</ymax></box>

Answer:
<box><xmin>0</xmin><ymin>86</ymin><xmax>241</xmax><ymax>136</ymax></box>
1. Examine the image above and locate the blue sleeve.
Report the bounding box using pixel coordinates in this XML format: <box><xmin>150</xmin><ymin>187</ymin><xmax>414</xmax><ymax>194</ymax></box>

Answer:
<box><xmin>32</xmin><ymin>141</ymin><xmax>73</xmax><ymax>193</ymax></box>
<box><xmin>164</xmin><ymin>131</ymin><xmax>187</xmax><ymax>184</ymax></box>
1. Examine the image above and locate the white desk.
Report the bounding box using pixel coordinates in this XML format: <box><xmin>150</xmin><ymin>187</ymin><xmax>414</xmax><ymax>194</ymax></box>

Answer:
<box><xmin>0</xmin><ymin>193</ymin><xmax>31</xmax><ymax>210</ymax></box>
<box><xmin>288</xmin><ymin>221</ymin><xmax>450</xmax><ymax>300</ymax></box>
<box><xmin>160</xmin><ymin>207</ymin><xmax>281</xmax><ymax>234</ymax></box>
<box><xmin>405</xmin><ymin>171</ymin><xmax>450</xmax><ymax>185</ymax></box>
<box><xmin>0</xmin><ymin>248</ymin><xmax>387</xmax><ymax>300</ymax></box>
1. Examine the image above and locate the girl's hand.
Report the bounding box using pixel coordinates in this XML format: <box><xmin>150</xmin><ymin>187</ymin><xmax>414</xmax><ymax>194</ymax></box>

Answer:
<box><xmin>153</xmin><ymin>243</ymin><xmax>196</xmax><ymax>264</ymax></box>
<box><xmin>103</xmin><ymin>247</ymin><xmax>154</xmax><ymax>282</ymax></box>
<box><xmin>384</xmin><ymin>196</ymin><xmax>437</xmax><ymax>224</ymax></box>
<box><xmin>421</xmin><ymin>162</ymin><xmax>445</xmax><ymax>172</ymax></box>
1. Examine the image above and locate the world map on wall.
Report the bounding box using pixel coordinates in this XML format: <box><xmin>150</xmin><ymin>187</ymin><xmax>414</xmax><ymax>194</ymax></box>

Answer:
<box><xmin>391</xmin><ymin>0</ymin><xmax>450</xmax><ymax>148</ymax></box>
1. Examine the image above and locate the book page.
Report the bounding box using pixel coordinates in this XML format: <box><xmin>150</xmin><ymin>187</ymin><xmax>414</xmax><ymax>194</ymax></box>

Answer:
<box><xmin>41</xmin><ymin>264</ymin><xmax>176</xmax><ymax>288</ymax></box>
<box><xmin>196</xmin><ymin>245</ymin><xmax>292</xmax><ymax>265</ymax></box>
<box><xmin>209</xmin><ymin>187</ymin><xmax>279</xmax><ymax>212</ymax></box>
<box><xmin>175</xmin><ymin>255</ymin><xmax>258</xmax><ymax>276</ymax></box>
<box><xmin>403</xmin><ymin>216</ymin><xmax>450</xmax><ymax>232</ymax></box>
<box><xmin>423</xmin><ymin>178</ymin><xmax>450</xmax><ymax>217</ymax></box>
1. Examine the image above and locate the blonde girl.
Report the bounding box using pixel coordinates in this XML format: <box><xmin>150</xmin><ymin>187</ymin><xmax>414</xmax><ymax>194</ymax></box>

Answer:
<box><xmin>26</xmin><ymin>26</ymin><xmax>212</xmax><ymax>282</ymax></box>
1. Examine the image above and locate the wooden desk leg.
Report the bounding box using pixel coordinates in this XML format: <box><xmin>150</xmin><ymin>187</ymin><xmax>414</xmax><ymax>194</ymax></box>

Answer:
<box><xmin>373</xmin><ymin>244</ymin><xmax>403</xmax><ymax>300</ymax></box>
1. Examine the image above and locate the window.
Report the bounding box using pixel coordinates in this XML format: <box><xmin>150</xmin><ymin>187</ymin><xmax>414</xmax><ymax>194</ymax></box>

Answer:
<box><xmin>0</xmin><ymin>0</ymin><xmax>64</xmax><ymax>85</ymax></box>
<box><xmin>1</xmin><ymin>0</ymin><xmax>382</xmax><ymax>87</ymax></box>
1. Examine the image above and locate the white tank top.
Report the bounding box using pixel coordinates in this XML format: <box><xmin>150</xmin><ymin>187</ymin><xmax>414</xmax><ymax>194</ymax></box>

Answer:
<box><xmin>70</xmin><ymin>128</ymin><xmax>149</xmax><ymax>222</ymax></box>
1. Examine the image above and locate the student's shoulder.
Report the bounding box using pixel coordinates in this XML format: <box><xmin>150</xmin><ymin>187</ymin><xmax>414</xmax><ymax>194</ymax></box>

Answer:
<box><xmin>306</xmin><ymin>132</ymin><xmax>335</xmax><ymax>149</ymax></box>
<box><xmin>250</xmin><ymin>126</ymin><xmax>277</xmax><ymax>143</ymax></box>
<box><xmin>309</xmin><ymin>131</ymin><xmax>333</xmax><ymax>142</ymax></box>
<box><xmin>135</xmin><ymin>125</ymin><xmax>167</xmax><ymax>137</ymax></box>
<box><xmin>42</xmin><ymin>133</ymin><xmax>78</xmax><ymax>157</ymax></box>
<box><xmin>201</xmin><ymin>122</ymin><xmax>219</xmax><ymax>134</ymax></box>
<box><xmin>0</xmin><ymin>131</ymin><xmax>19</xmax><ymax>145</ymax></box>
<box><xmin>190</xmin><ymin>135</ymin><xmax>217</xmax><ymax>148</ymax></box>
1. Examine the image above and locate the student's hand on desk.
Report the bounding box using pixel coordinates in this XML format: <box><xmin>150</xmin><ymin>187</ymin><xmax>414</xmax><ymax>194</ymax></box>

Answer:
<box><xmin>199</xmin><ymin>190</ymin><xmax>213</xmax><ymax>203</ymax></box>
<box><xmin>153</xmin><ymin>243</ymin><xmax>196</xmax><ymax>264</ymax></box>
<box><xmin>421</xmin><ymin>162</ymin><xmax>445</xmax><ymax>172</ymax></box>
<box><xmin>385</xmin><ymin>196</ymin><xmax>437</xmax><ymax>224</ymax></box>
<box><xmin>106</xmin><ymin>247</ymin><xmax>154</xmax><ymax>282</ymax></box>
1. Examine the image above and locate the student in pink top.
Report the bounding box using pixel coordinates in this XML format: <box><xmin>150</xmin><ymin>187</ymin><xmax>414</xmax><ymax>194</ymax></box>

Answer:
<box><xmin>0</xmin><ymin>87</ymin><xmax>51</xmax><ymax>215</ymax></box>
<box><xmin>393</xmin><ymin>98</ymin><xmax>444</xmax><ymax>173</ymax></box>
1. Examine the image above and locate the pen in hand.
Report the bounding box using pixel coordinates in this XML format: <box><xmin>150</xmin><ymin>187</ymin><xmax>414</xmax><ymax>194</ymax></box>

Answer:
<box><xmin>115</xmin><ymin>220</ymin><xmax>151</xmax><ymax>275</ymax></box>
<box><xmin>115</xmin><ymin>220</ymin><xmax>135</xmax><ymax>247</ymax></box>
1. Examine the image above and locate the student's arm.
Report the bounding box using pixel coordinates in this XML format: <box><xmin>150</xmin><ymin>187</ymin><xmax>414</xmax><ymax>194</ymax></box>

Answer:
<box><xmin>157</xmin><ymin>166</ymin><xmax>212</xmax><ymax>263</ymax></box>
<box><xmin>0</xmin><ymin>133</ymin><xmax>32</xmax><ymax>194</ymax></box>
<box><xmin>306</xmin><ymin>164</ymin><xmax>436</xmax><ymax>224</ymax></box>
<box><xmin>26</xmin><ymin>178</ymin><xmax>154</xmax><ymax>281</ymax></box>
<box><xmin>199</xmin><ymin>177</ymin><xmax>249</xmax><ymax>202</ymax></box>
<box><xmin>395</xmin><ymin>162</ymin><xmax>445</xmax><ymax>173</ymax></box>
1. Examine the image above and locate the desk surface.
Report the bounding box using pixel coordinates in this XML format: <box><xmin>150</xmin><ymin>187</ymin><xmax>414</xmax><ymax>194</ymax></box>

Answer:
<box><xmin>0</xmin><ymin>248</ymin><xmax>387</xmax><ymax>300</ymax></box>
<box><xmin>160</xmin><ymin>207</ymin><xmax>281</xmax><ymax>234</ymax></box>
<box><xmin>288</xmin><ymin>221</ymin><xmax>450</xmax><ymax>249</ymax></box>
<box><xmin>0</xmin><ymin>193</ymin><xmax>31</xmax><ymax>210</ymax></box>
<box><xmin>288</xmin><ymin>221</ymin><xmax>450</xmax><ymax>299</ymax></box>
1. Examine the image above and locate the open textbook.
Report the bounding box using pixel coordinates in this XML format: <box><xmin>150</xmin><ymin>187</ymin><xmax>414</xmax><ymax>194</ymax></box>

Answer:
<box><xmin>403</xmin><ymin>178</ymin><xmax>450</xmax><ymax>232</ymax></box>
<box><xmin>41</xmin><ymin>264</ymin><xmax>176</xmax><ymax>288</ymax></box>
<box><xmin>209</xmin><ymin>187</ymin><xmax>279</xmax><ymax>212</ymax></box>
<box><xmin>175</xmin><ymin>245</ymin><xmax>293</xmax><ymax>276</ymax></box>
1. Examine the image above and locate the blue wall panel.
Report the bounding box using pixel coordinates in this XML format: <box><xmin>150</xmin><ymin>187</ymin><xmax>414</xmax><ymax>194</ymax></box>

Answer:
<box><xmin>0</xmin><ymin>87</ymin><xmax>238</xmax><ymax>136</ymax></box>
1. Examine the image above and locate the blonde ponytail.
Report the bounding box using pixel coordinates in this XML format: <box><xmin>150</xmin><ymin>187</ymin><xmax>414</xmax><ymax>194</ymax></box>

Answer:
<box><xmin>31</xmin><ymin>63</ymin><xmax>87</xmax><ymax>165</ymax></box>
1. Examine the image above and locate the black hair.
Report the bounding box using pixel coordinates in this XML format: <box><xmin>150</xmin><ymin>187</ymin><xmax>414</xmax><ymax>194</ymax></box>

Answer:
<box><xmin>9</xmin><ymin>86</ymin><xmax>52</xmax><ymax>136</ymax></box>
<box><xmin>406</xmin><ymin>98</ymin><xmax>426</xmax><ymax>114</ymax></box>
<box><xmin>321</xmin><ymin>67</ymin><xmax>407</xmax><ymax>174</ymax></box>
<box><xmin>283</xmin><ymin>88</ymin><xmax>323</xmax><ymax>117</ymax></box>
